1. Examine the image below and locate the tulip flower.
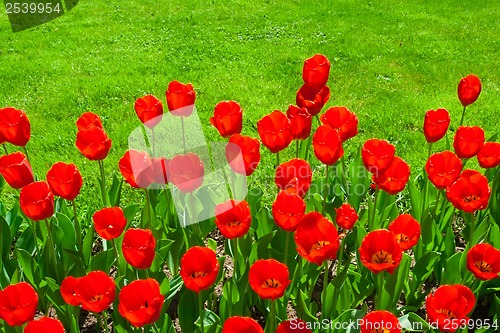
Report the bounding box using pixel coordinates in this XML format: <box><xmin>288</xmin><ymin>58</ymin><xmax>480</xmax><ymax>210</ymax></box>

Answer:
<box><xmin>276</xmin><ymin>319</ymin><xmax>313</xmax><ymax>333</ymax></box>
<box><xmin>0</xmin><ymin>151</ymin><xmax>34</xmax><ymax>189</ymax></box>
<box><xmin>166</xmin><ymin>80</ymin><xmax>196</xmax><ymax>117</ymax></box>
<box><xmin>180</xmin><ymin>246</ymin><xmax>219</xmax><ymax>293</ymax></box>
<box><xmin>423</xmin><ymin>108</ymin><xmax>450</xmax><ymax>143</ymax></box>
<box><xmin>257</xmin><ymin>110</ymin><xmax>293</xmax><ymax>154</ymax></box>
<box><xmin>272</xmin><ymin>191</ymin><xmax>306</xmax><ymax>232</ymax></box>
<box><xmin>359</xmin><ymin>229</ymin><xmax>402</xmax><ymax>274</ymax></box>
<box><xmin>320</xmin><ymin>106</ymin><xmax>359</xmax><ymax>141</ymax></box>
<box><xmin>75</xmin><ymin>126</ymin><xmax>112</xmax><ymax>161</ymax></box>
<box><xmin>226</xmin><ymin>134</ymin><xmax>261</xmax><ymax>176</ymax></box>
<box><xmin>122</xmin><ymin>228</ymin><xmax>156</xmax><ymax>269</ymax></box>
<box><xmin>0</xmin><ymin>282</ymin><xmax>38</xmax><ymax>326</ymax></box>
<box><xmin>76</xmin><ymin>111</ymin><xmax>103</xmax><ymax>131</ymax></box>
<box><xmin>361</xmin><ymin>139</ymin><xmax>395</xmax><ymax>176</ymax></box>
<box><xmin>275</xmin><ymin>158</ymin><xmax>312</xmax><ymax>198</ymax></box>
<box><xmin>214</xmin><ymin>199</ymin><xmax>252</xmax><ymax>239</ymax></box>
<box><xmin>210</xmin><ymin>100</ymin><xmax>243</xmax><ymax>138</ymax></box>
<box><xmin>46</xmin><ymin>162</ymin><xmax>83</xmax><ymax>201</ymax></box>
<box><xmin>248</xmin><ymin>259</ymin><xmax>290</xmax><ymax>300</ymax></box>
<box><xmin>458</xmin><ymin>74</ymin><xmax>481</xmax><ymax>107</ymax></box>
<box><xmin>168</xmin><ymin>152</ymin><xmax>204</xmax><ymax>193</ymax></box>
<box><xmin>388</xmin><ymin>214</ymin><xmax>421</xmax><ymax>251</ymax></box>
<box><xmin>222</xmin><ymin>316</ymin><xmax>264</xmax><ymax>333</ymax></box>
<box><xmin>24</xmin><ymin>317</ymin><xmax>65</xmax><ymax>333</ymax></box>
<box><xmin>60</xmin><ymin>276</ymin><xmax>81</xmax><ymax>306</ymax></box>
<box><xmin>20</xmin><ymin>181</ymin><xmax>54</xmax><ymax>221</ymax></box>
<box><xmin>453</xmin><ymin>126</ymin><xmax>484</xmax><ymax>159</ymax></box>
<box><xmin>286</xmin><ymin>105</ymin><xmax>312</xmax><ymax>141</ymax></box>
<box><xmin>373</xmin><ymin>156</ymin><xmax>410</xmax><ymax>195</ymax></box>
<box><xmin>93</xmin><ymin>206</ymin><xmax>127</xmax><ymax>240</ymax></box>
<box><xmin>134</xmin><ymin>94</ymin><xmax>163</xmax><ymax>128</ymax></box>
<box><xmin>296</xmin><ymin>83</ymin><xmax>330</xmax><ymax>116</ymax></box>
<box><xmin>76</xmin><ymin>271</ymin><xmax>116</xmax><ymax>313</ymax></box>
<box><xmin>446</xmin><ymin>170</ymin><xmax>491</xmax><ymax>213</ymax></box>
<box><xmin>466</xmin><ymin>243</ymin><xmax>500</xmax><ymax>280</ymax></box>
<box><xmin>0</xmin><ymin>107</ymin><xmax>31</xmax><ymax>146</ymax></box>
<box><xmin>118</xmin><ymin>149</ymin><xmax>154</xmax><ymax>189</ymax></box>
<box><xmin>426</xmin><ymin>284</ymin><xmax>475</xmax><ymax>333</ymax></box>
<box><xmin>118</xmin><ymin>278</ymin><xmax>164</xmax><ymax>327</ymax></box>
<box><xmin>335</xmin><ymin>203</ymin><xmax>358</xmax><ymax>230</ymax></box>
<box><xmin>312</xmin><ymin>125</ymin><xmax>344</xmax><ymax>165</ymax></box>
<box><xmin>425</xmin><ymin>151</ymin><xmax>462</xmax><ymax>190</ymax></box>
<box><xmin>302</xmin><ymin>54</ymin><xmax>330</xmax><ymax>87</ymax></box>
<box><xmin>360</xmin><ymin>311</ymin><xmax>401</xmax><ymax>333</ymax></box>
<box><xmin>477</xmin><ymin>142</ymin><xmax>500</xmax><ymax>169</ymax></box>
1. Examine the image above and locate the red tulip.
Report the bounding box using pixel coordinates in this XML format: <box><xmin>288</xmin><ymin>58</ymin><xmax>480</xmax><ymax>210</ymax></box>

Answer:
<box><xmin>312</xmin><ymin>125</ymin><xmax>344</xmax><ymax>165</ymax></box>
<box><xmin>276</xmin><ymin>319</ymin><xmax>312</xmax><ymax>333</ymax></box>
<box><xmin>24</xmin><ymin>317</ymin><xmax>65</xmax><ymax>333</ymax></box>
<box><xmin>373</xmin><ymin>156</ymin><xmax>410</xmax><ymax>195</ymax></box>
<box><xmin>361</xmin><ymin>139</ymin><xmax>395</xmax><ymax>176</ymax></box>
<box><xmin>76</xmin><ymin>126</ymin><xmax>112</xmax><ymax>161</ymax></box>
<box><xmin>0</xmin><ymin>107</ymin><xmax>30</xmax><ymax>146</ymax></box>
<box><xmin>425</xmin><ymin>151</ymin><xmax>462</xmax><ymax>190</ymax></box>
<box><xmin>118</xmin><ymin>150</ymin><xmax>154</xmax><ymax>188</ymax></box>
<box><xmin>168</xmin><ymin>152</ymin><xmax>204</xmax><ymax>193</ymax></box>
<box><xmin>359</xmin><ymin>229</ymin><xmax>402</xmax><ymax>274</ymax></box>
<box><xmin>134</xmin><ymin>94</ymin><xmax>163</xmax><ymax>128</ymax></box>
<box><xmin>76</xmin><ymin>112</ymin><xmax>103</xmax><ymax>131</ymax></box>
<box><xmin>423</xmin><ymin>108</ymin><xmax>450</xmax><ymax>143</ymax></box>
<box><xmin>335</xmin><ymin>203</ymin><xmax>358</xmax><ymax>230</ymax></box>
<box><xmin>249</xmin><ymin>259</ymin><xmax>290</xmax><ymax>300</ymax></box>
<box><xmin>0</xmin><ymin>282</ymin><xmax>38</xmax><ymax>326</ymax></box>
<box><xmin>122</xmin><ymin>228</ymin><xmax>156</xmax><ymax>269</ymax></box>
<box><xmin>180</xmin><ymin>246</ymin><xmax>219</xmax><ymax>293</ymax></box>
<box><xmin>257</xmin><ymin>111</ymin><xmax>293</xmax><ymax>153</ymax></box>
<box><xmin>446</xmin><ymin>169</ymin><xmax>491</xmax><ymax>213</ymax></box>
<box><xmin>222</xmin><ymin>316</ymin><xmax>264</xmax><ymax>333</ymax></box>
<box><xmin>286</xmin><ymin>105</ymin><xmax>312</xmax><ymax>140</ymax></box>
<box><xmin>272</xmin><ymin>191</ymin><xmax>306</xmax><ymax>232</ymax></box>
<box><xmin>0</xmin><ymin>152</ymin><xmax>34</xmax><ymax>189</ymax></box>
<box><xmin>477</xmin><ymin>142</ymin><xmax>500</xmax><ymax>169</ymax></box>
<box><xmin>118</xmin><ymin>278</ymin><xmax>164</xmax><ymax>327</ymax></box>
<box><xmin>426</xmin><ymin>284</ymin><xmax>475</xmax><ymax>333</ymax></box>
<box><xmin>210</xmin><ymin>101</ymin><xmax>243</xmax><ymax>138</ymax></box>
<box><xmin>466</xmin><ymin>243</ymin><xmax>500</xmax><ymax>280</ymax></box>
<box><xmin>226</xmin><ymin>134</ymin><xmax>261</xmax><ymax>176</ymax></box>
<box><xmin>296</xmin><ymin>83</ymin><xmax>330</xmax><ymax>116</ymax></box>
<box><xmin>458</xmin><ymin>74</ymin><xmax>481</xmax><ymax>107</ymax></box>
<box><xmin>214</xmin><ymin>199</ymin><xmax>252</xmax><ymax>239</ymax></box>
<box><xmin>20</xmin><ymin>181</ymin><xmax>54</xmax><ymax>221</ymax></box>
<box><xmin>60</xmin><ymin>276</ymin><xmax>81</xmax><ymax>306</ymax></box>
<box><xmin>320</xmin><ymin>106</ymin><xmax>359</xmax><ymax>141</ymax></box>
<box><xmin>166</xmin><ymin>80</ymin><xmax>196</xmax><ymax>117</ymax></box>
<box><xmin>93</xmin><ymin>207</ymin><xmax>127</xmax><ymax>240</ymax></box>
<box><xmin>302</xmin><ymin>54</ymin><xmax>330</xmax><ymax>87</ymax></box>
<box><xmin>360</xmin><ymin>311</ymin><xmax>401</xmax><ymax>333</ymax></box>
<box><xmin>453</xmin><ymin>126</ymin><xmax>484</xmax><ymax>159</ymax></box>
<box><xmin>76</xmin><ymin>271</ymin><xmax>116</xmax><ymax>313</ymax></box>
<box><xmin>294</xmin><ymin>212</ymin><xmax>340</xmax><ymax>265</ymax></box>
<box><xmin>151</xmin><ymin>157</ymin><xmax>169</xmax><ymax>185</ymax></box>
<box><xmin>275</xmin><ymin>158</ymin><xmax>312</xmax><ymax>198</ymax></box>
<box><xmin>387</xmin><ymin>214</ymin><xmax>421</xmax><ymax>251</ymax></box>
<box><xmin>46</xmin><ymin>162</ymin><xmax>83</xmax><ymax>200</ymax></box>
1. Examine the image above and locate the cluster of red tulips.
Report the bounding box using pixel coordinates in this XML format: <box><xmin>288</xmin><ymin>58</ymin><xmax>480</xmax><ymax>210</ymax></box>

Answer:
<box><xmin>0</xmin><ymin>55</ymin><xmax>499</xmax><ymax>333</ymax></box>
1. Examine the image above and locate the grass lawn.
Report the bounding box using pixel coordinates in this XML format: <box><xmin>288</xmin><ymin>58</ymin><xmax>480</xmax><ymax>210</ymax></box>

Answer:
<box><xmin>0</xmin><ymin>0</ymin><xmax>498</xmax><ymax>207</ymax></box>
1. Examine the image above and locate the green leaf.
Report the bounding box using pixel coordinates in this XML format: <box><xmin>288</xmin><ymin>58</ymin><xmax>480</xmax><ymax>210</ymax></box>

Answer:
<box><xmin>89</xmin><ymin>249</ymin><xmax>115</xmax><ymax>272</ymax></box>
<box><xmin>295</xmin><ymin>290</ymin><xmax>318</xmax><ymax>323</ymax></box>
<box><xmin>440</xmin><ymin>251</ymin><xmax>463</xmax><ymax>284</ymax></box>
<box><xmin>178</xmin><ymin>290</ymin><xmax>199</xmax><ymax>333</ymax></box>
<box><xmin>255</xmin><ymin>207</ymin><xmax>274</xmax><ymax>239</ymax></box>
<box><xmin>399</xmin><ymin>313</ymin><xmax>432</xmax><ymax>331</ymax></box>
<box><xmin>82</xmin><ymin>228</ymin><xmax>94</xmax><ymax>266</ymax></box>
<box><xmin>16</xmin><ymin>248</ymin><xmax>37</xmax><ymax>285</ymax></box>
<box><xmin>330</xmin><ymin>308</ymin><xmax>366</xmax><ymax>333</ymax></box>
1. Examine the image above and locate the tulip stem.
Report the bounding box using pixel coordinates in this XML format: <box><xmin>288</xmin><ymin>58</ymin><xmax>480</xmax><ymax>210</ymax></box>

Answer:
<box><xmin>276</xmin><ymin>152</ymin><xmax>280</xmax><ymax>168</ymax></box>
<box><xmin>284</xmin><ymin>231</ymin><xmax>291</xmax><ymax>269</ymax></box>
<box><xmin>44</xmin><ymin>219</ymin><xmax>61</xmax><ymax>282</ymax></box>
<box><xmin>198</xmin><ymin>292</ymin><xmax>204</xmax><ymax>333</ymax></box>
<box><xmin>152</xmin><ymin>323</ymin><xmax>161</xmax><ymax>333</ymax></box>
<box><xmin>2</xmin><ymin>144</ymin><xmax>8</xmax><ymax>154</ymax></box>
<box><xmin>144</xmin><ymin>189</ymin><xmax>152</xmax><ymax>230</ymax></box>
<box><xmin>98</xmin><ymin>160</ymin><xmax>108</xmax><ymax>207</ymax></box>
<box><xmin>72</xmin><ymin>200</ymin><xmax>83</xmax><ymax>256</ymax></box>
<box><xmin>459</xmin><ymin>106</ymin><xmax>467</xmax><ymax>127</ymax></box>
<box><xmin>268</xmin><ymin>299</ymin><xmax>276</xmax><ymax>333</ymax></box>
<box><xmin>181</xmin><ymin>118</ymin><xmax>187</xmax><ymax>154</ymax></box>
<box><xmin>101</xmin><ymin>311</ymin><xmax>109</xmax><ymax>333</ymax></box>
<box><xmin>231</xmin><ymin>238</ymin><xmax>239</xmax><ymax>280</ymax></box>
<box><xmin>321</xmin><ymin>260</ymin><xmax>329</xmax><ymax>321</ymax></box>
<box><xmin>22</xmin><ymin>146</ymin><xmax>31</xmax><ymax>165</ymax></box>
<box><xmin>427</xmin><ymin>143</ymin><xmax>433</xmax><ymax>160</ymax></box>
<box><xmin>151</xmin><ymin>127</ymin><xmax>156</xmax><ymax>157</ymax></box>
<box><xmin>296</xmin><ymin>140</ymin><xmax>299</xmax><ymax>158</ymax></box>
<box><xmin>375</xmin><ymin>271</ymin><xmax>386</xmax><ymax>310</ymax></box>
<box><xmin>30</xmin><ymin>220</ymin><xmax>40</xmax><ymax>260</ymax></box>
<box><xmin>370</xmin><ymin>186</ymin><xmax>379</xmax><ymax>231</ymax></box>
<box><xmin>322</xmin><ymin>165</ymin><xmax>329</xmax><ymax>214</ymax></box>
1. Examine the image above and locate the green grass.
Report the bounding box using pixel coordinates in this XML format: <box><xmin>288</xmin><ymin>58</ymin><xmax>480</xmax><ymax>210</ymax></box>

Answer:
<box><xmin>0</xmin><ymin>0</ymin><xmax>498</xmax><ymax>205</ymax></box>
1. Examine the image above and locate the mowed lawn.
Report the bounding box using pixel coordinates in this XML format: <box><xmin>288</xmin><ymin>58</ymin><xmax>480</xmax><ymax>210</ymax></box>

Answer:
<box><xmin>0</xmin><ymin>0</ymin><xmax>498</xmax><ymax>206</ymax></box>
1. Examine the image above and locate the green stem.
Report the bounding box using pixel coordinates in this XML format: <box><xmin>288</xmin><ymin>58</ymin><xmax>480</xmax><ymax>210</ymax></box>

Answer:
<box><xmin>232</xmin><ymin>238</ymin><xmax>239</xmax><ymax>280</ymax></box>
<box><xmin>268</xmin><ymin>300</ymin><xmax>276</xmax><ymax>333</ymax></box>
<box><xmin>45</xmin><ymin>219</ymin><xmax>61</xmax><ymax>282</ymax></box>
<box><xmin>336</xmin><ymin>232</ymin><xmax>348</xmax><ymax>276</ymax></box>
<box><xmin>341</xmin><ymin>156</ymin><xmax>348</xmax><ymax>194</ymax></box>
<box><xmin>322</xmin><ymin>165</ymin><xmax>330</xmax><ymax>214</ymax></box>
<box><xmin>276</xmin><ymin>151</ymin><xmax>280</xmax><ymax>168</ymax></box>
<box><xmin>181</xmin><ymin>117</ymin><xmax>187</xmax><ymax>154</ymax></box>
<box><xmin>72</xmin><ymin>200</ymin><xmax>82</xmax><ymax>256</ymax></box>
<box><xmin>459</xmin><ymin>106</ymin><xmax>467</xmax><ymax>127</ymax></box>
<box><xmin>98</xmin><ymin>160</ymin><xmax>108</xmax><ymax>207</ymax></box>
<box><xmin>427</xmin><ymin>143</ymin><xmax>433</xmax><ymax>160</ymax></box>
<box><xmin>321</xmin><ymin>260</ymin><xmax>329</xmax><ymax>321</ymax></box>
<box><xmin>30</xmin><ymin>220</ymin><xmax>40</xmax><ymax>260</ymax></box>
<box><xmin>22</xmin><ymin>146</ymin><xmax>31</xmax><ymax>165</ymax></box>
<box><xmin>296</xmin><ymin>140</ymin><xmax>299</xmax><ymax>158</ymax></box>
<box><xmin>283</xmin><ymin>232</ymin><xmax>291</xmax><ymax>269</ymax></box>
<box><xmin>152</xmin><ymin>323</ymin><xmax>161</xmax><ymax>333</ymax></box>
<box><xmin>433</xmin><ymin>190</ymin><xmax>442</xmax><ymax>218</ymax></box>
<box><xmin>101</xmin><ymin>312</ymin><xmax>109</xmax><ymax>333</ymax></box>
<box><xmin>2</xmin><ymin>144</ymin><xmax>8</xmax><ymax>154</ymax></box>
<box><xmin>370</xmin><ymin>186</ymin><xmax>379</xmax><ymax>231</ymax></box>
<box><xmin>375</xmin><ymin>272</ymin><xmax>385</xmax><ymax>309</ymax></box>
<box><xmin>144</xmin><ymin>189</ymin><xmax>152</xmax><ymax>230</ymax></box>
<box><xmin>198</xmin><ymin>292</ymin><xmax>204</xmax><ymax>333</ymax></box>
<box><xmin>151</xmin><ymin>127</ymin><xmax>156</xmax><ymax>157</ymax></box>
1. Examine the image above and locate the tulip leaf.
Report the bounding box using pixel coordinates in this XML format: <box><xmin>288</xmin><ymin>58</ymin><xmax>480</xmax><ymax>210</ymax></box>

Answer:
<box><xmin>399</xmin><ymin>313</ymin><xmax>432</xmax><ymax>331</ymax></box>
<box><xmin>255</xmin><ymin>207</ymin><xmax>274</xmax><ymax>239</ymax></box>
<box><xmin>330</xmin><ymin>308</ymin><xmax>366</xmax><ymax>333</ymax></box>
<box><xmin>295</xmin><ymin>290</ymin><xmax>318</xmax><ymax>323</ymax></box>
<box><xmin>178</xmin><ymin>290</ymin><xmax>200</xmax><ymax>333</ymax></box>
<box><xmin>89</xmin><ymin>248</ymin><xmax>115</xmax><ymax>272</ymax></box>
<box><xmin>440</xmin><ymin>251</ymin><xmax>462</xmax><ymax>285</ymax></box>
<box><xmin>16</xmin><ymin>248</ymin><xmax>36</xmax><ymax>285</ymax></box>
<box><xmin>82</xmin><ymin>228</ymin><xmax>94</xmax><ymax>266</ymax></box>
